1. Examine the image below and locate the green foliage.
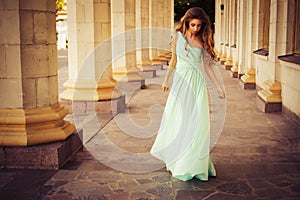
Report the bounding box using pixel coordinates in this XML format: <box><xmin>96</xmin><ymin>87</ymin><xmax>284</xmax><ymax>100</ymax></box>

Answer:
<box><xmin>174</xmin><ymin>0</ymin><xmax>215</xmax><ymax>27</ymax></box>
<box><xmin>56</xmin><ymin>0</ymin><xmax>66</xmax><ymax>11</ymax></box>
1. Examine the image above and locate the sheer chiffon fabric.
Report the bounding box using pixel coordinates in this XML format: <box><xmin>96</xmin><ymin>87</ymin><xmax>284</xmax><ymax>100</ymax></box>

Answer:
<box><xmin>150</xmin><ymin>31</ymin><xmax>218</xmax><ymax>181</ymax></box>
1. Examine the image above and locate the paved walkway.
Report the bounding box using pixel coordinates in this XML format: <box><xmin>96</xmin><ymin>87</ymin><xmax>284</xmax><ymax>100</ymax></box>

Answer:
<box><xmin>0</xmin><ymin>50</ymin><xmax>299</xmax><ymax>199</ymax></box>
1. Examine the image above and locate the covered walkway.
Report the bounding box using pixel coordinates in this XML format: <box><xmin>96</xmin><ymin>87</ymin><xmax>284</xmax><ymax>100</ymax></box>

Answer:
<box><xmin>0</xmin><ymin>50</ymin><xmax>299</xmax><ymax>199</ymax></box>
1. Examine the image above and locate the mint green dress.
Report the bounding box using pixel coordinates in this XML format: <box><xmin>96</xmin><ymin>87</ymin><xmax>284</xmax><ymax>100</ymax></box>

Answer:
<box><xmin>151</xmin><ymin>31</ymin><xmax>216</xmax><ymax>181</ymax></box>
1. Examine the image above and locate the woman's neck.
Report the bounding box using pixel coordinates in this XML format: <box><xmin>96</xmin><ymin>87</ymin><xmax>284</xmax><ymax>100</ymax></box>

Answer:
<box><xmin>186</xmin><ymin>31</ymin><xmax>197</xmax><ymax>40</ymax></box>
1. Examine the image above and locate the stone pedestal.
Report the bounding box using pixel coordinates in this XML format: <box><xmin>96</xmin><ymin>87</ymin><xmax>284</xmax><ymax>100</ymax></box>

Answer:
<box><xmin>152</xmin><ymin>62</ymin><xmax>164</xmax><ymax>70</ymax></box>
<box><xmin>163</xmin><ymin>51</ymin><xmax>172</xmax><ymax>60</ymax></box>
<box><xmin>237</xmin><ymin>73</ymin><xmax>244</xmax><ymax>79</ymax></box>
<box><xmin>152</xmin><ymin>57</ymin><xmax>168</xmax><ymax>66</ymax></box>
<box><xmin>220</xmin><ymin>54</ymin><xmax>227</xmax><ymax>65</ymax></box>
<box><xmin>240</xmin><ymin>68</ymin><xmax>256</xmax><ymax>89</ymax></box>
<box><xmin>224</xmin><ymin>57</ymin><xmax>233</xmax><ymax>70</ymax></box>
<box><xmin>231</xmin><ymin>62</ymin><xmax>239</xmax><ymax>78</ymax></box>
<box><xmin>256</xmin><ymin>81</ymin><xmax>282</xmax><ymax>113</ymax></box>
<box><xmin>60</xmin><ymin>95</ymin><xmax>126</xmax><ymax>115</ymax></box>
<box><xmin>1</xmin><ymin>131</ymin><xmax>82</xmax><ymax>170</ymax></box>
<box><xmin>138</xmin><ymin>63</ymin><xmax>157</xmax><ymax>78</ymax></box>
<box><xmin>158</xmin><ymin>54</ymin><xmax>170</xmax><ymax>65</ymax></box>
<box><xmin>256</xmin><ymin>96</ymin><xmax>282</xmax><ymax>113</ymax></box>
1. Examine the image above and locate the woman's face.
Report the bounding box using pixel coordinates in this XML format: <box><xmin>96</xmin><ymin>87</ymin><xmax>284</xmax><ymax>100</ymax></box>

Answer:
<box><xmin>188</xmin><ymin>19</ymin><xmax>202</xmax><ymax>35</ymax></box>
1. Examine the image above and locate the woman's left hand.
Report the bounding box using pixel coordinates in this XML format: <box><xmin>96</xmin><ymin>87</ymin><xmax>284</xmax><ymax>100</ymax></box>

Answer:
<box><xmin>217</xmin><ymin>88</ymin><xmax>226</xmax><ymax>99</ymax></box>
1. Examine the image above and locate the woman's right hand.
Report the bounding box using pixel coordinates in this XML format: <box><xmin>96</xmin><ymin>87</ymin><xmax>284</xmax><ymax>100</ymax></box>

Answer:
<box><xmin>162</xmin><ymin>81</ymin><xmax>169</xmax><ymax>92</ymax></box>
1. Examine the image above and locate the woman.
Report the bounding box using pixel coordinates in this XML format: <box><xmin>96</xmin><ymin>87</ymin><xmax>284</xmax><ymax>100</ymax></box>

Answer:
<box><xmin>150</xmin><ymin>7</ymin><xmax>225</xmax><ymax>181</ymax></box>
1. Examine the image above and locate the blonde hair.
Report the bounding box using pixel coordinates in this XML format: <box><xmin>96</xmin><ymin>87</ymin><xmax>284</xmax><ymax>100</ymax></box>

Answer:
<box><xmin>175</xmin><ymin>7</ymin><xmax>216</xmax><ymax>60</ymax></box>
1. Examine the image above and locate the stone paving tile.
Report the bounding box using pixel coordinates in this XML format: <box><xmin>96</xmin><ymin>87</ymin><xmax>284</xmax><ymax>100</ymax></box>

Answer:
<box><xmin>1</xmin><ymin>50</ymin><xmax>300</xmax><ymax>200</ymax></box>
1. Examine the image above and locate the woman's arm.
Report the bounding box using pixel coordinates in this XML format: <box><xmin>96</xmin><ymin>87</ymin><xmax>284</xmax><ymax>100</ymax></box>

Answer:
<box><xmin>162</xmin><ymin>32</ymin><xmax>178</xmax><ymax>92</ymax></box>
<box><xmin>203</xmin><ymin>52</ymin><xmax>226</xmax><ymax>99</ymax></box>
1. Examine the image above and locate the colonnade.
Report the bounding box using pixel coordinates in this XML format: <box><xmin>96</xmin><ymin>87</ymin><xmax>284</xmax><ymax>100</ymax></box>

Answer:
<box><xmin>0</xmin><ymin>0</ymin><xmax>174</xmax><ymax>148</ymax></box>
<box><xmin>214</xmin><ymin>0</ymin><xmax>300</xmax><ymax>124</ymax></box>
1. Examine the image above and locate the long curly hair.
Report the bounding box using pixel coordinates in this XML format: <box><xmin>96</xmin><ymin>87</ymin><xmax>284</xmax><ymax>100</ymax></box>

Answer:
<box><xmin>175</xmin><ymin>7</ymin><xmax>216</xmax><ymax>60</ymax></box>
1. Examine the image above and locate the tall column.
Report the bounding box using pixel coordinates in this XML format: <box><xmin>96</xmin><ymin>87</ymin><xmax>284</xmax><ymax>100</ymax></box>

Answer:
<box><xmin>149</xmin><ymin>0</ymin><xmax>158</xmax><ymax>60</ymax></box>
<box><xmin>155</xmin><ymin>0</ymin><xmax>172</xmax><ymax>65</ymax></box>
<box><xmin>60</xmin><ymin>0</ymin><xmax>122</xmax><ymax>103</ymax></box>
<box><xmin>220</xmin><ymin>0</ymin><xmax>227</xmax><ymax>64</ymax></box>
<box><xmin>111</xmin><ymin>0</ymin><xmax>144</xmax><ymax>86</ymax></box>
<box><xmin>230</xmin><ymin>0</ymin><xmax>239</xmax><ymax>77</ymax></box>
<box><xmin>224</xmin><ymin>0</ymin><xmax>233</xmax><ymax>70</ymax></box>
<box><xmin>149</xmin><ymin>0</ymin><xmax>165</xmax><ymax>69</ymax></box>
<box><xmin>237</xmin><ymin>0</ymin><xmax>247</xmax><ymax>77</ymax></box>
<box><xmin>170</xmin><ymin>0</ymin><xmax>174</xmax><ymax>31</ymax></box>
<box><xmin>164</xmin><ymin>0</ymin><xmax>173</xmax><ymax>32</ymax></box>
<box><xmin>156</xmin><ymin>0</ymin><xmax>164</xmax><ymax>56</ymax></box>
<box><xmin>215</xmin><ymin>0</ymin><xmax>222</xmax><ymax>59</ymax></box>
<box><xmin>136</xmin><ymin>0</ymin><xmax>156</xmax><ymax>77</ymax></box>
<box><xmin>240</xmin><ymin>0</ymin><xmax>256</xmax><ymax>89</ymax></box>
<box><xmin>0</xmin><ymin>0</ymin><xmax>75</xmax><ymax>146</ymax></box>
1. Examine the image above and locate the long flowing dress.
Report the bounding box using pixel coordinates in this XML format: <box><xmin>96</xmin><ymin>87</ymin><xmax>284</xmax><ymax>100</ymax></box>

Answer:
<box><xmin>150</xmin><ymin>31</ymin><xmax>216</xmax><ymax>181</ymax></box>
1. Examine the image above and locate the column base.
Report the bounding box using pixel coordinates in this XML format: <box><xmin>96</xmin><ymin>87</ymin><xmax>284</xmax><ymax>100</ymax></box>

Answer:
<box><xmin>113</xmin><ymin>68</ymin><xmax>145</xmax><ymax>89</ymax></box>
<box><xmin>0</xmin><ymin>103</ymin><xmax>76</xmax><ymax>146</ymax></box>
<box><xmin>231</xmin><ymin>71</ymin><xmax>238</xmax><ymax>78</ymax></box>
<box><xmin>152</xmin><ymin>57</ymin><xmax>168</xmax><ymax>66</ymax></box>
<box><xmin>224</xmin><ymin>59</ymin><xmax>233</xmax><ymax>70</ymax></box>
<box><xmin>163</xmin><ymin>52</ymin><xmax>171</xmax><ymax>60</ymax></box>
<box><xmin>60</xmin><ymin>94</ymin><xmax>126</xmax><ymax>115</ymax></box>
<box><xmin>240</xmin><ymin>81</ymin><xmax>256</xmax><ymax>90</ymax></box>
<box><xmin>231</xmin><ymin>65</ymin><xmax>238</xmax><ymax>78</ymax></box>
<box><xmin>60</xmin><ymin>79</ymin><xmax>122</xmax><ymax>101</ymax></box>
<box><xmin>115</xmin><ymin>81</ymin><xmax>145</xmax><ymax>103</ymax></box>
<box><xmin>158</xmin><ymin>55</ymin><xmax>170</xmax><ymax>65</ymax></box>
<box><xmin>137</xmin><ymin>64</ymin><xmax>156</xmax><ymax>78</ymax></box>
<box><xmin>225</xmin><ymin>64</ymin><xmax>232</xmax><ymax>70</ymax></box>
<box><xmin>240</xmin><ymin>68</ymin><xmax>256</xmax><ymax>89</ymax></box>
<box><xmin>151</xmin><ymin>61</ymin><xmax>164</xmax><ymax>70</ymax></box>
<box><xmin>256</xmin><ymin>80</ymin><xmax>282</xmax><ymax>113</ymax></box>
<box><xmin>256</xmin><ymin>95</ymin><xmax>282</xmax><ymax>113</ymax></box>
<box><xmin>139</xmin><ymin>70</ymin><xmax>156</xmax><ymax>78</ymax></box>
<box><xmin>1</xmin><ymin>131</ymin><xmax>82</xmax><ymax>170</ymax></box>
<box><xmin>220</xmin><ymin>52</ymin><xmax>227</xmax><ymax>65</ymax></box>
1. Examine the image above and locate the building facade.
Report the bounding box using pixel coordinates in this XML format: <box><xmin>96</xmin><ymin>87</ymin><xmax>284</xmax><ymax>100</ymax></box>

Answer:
<box><xmin>215</xmin><ymin>0</ymin><xmax>300</xmax><ymax>126</ymax></box>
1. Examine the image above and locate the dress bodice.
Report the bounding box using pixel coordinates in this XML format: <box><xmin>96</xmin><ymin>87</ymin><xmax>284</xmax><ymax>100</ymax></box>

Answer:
<box><xmin>175</xmin><ymin>31</ymin><xmax>202</xmax><ymax>69</ymax></box>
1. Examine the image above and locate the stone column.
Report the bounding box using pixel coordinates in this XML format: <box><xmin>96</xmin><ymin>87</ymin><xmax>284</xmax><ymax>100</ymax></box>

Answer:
<box><xmin>111</xmin><ymin>0</ymin><xmax>144</xmax><ymax>87</ymax></box>
<box><xmin>136</xmin><ymin>0</ymin><xmax>156</xmax><ymax>77</ymax></box>
<box><xmin>60</xmin><ymin>0</ymin><xmax>123</xmax><ymax>107</ymax></box>
<box><xmin>0</xmin><ymin>0</ymin><xmax>76</xmax><ymax>147</ymax></box>
<box><xmin>170</xmin><ymin>0</ymin><xmax>174</xmax><ymax>31</ymax></box>
<box><xmin>156</xmin><ymin>0</ymin><xmax>164</xmax><ymax>56</ymax></box>
<box><xmin>224</xmin><ymin>0</ymin><xmax>233</xmax><ymax>70</ymax></box>
<box><xmin>149</xmin><ymin>0</ymin><xmax>164</xmax><ymax>69</ymax></box>
<box><xmin>160</xmin><ymin>0</ymin><xmax>173</xmax><ymax>62</ymax></box>
<box><xmin>240</xmin><ymin>0</ymin><xmax>256</xmax><ymax>89</ymax></box>
<box><xmin>230</xmin><ymin>0</ymin><xmax>239</xmax><ymax>77</ymax></box>
<box><xmin>215</xmin><ymin>0</ymin><xmax>222</xmax><ymax>60</ymax></box>
<box><xmin>237</xmin><ymin>0</ymin><xmax>247</xmax><ymax>78</ymax></box>
<box><xmin>220</xmin><ymin>0</ymin><xmax>227</xmax><ymax>65</ymax></box>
